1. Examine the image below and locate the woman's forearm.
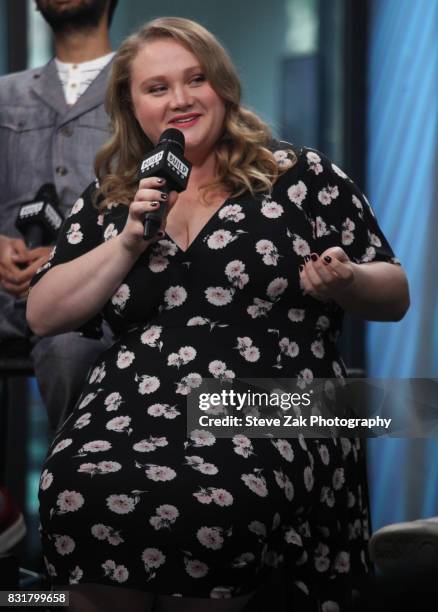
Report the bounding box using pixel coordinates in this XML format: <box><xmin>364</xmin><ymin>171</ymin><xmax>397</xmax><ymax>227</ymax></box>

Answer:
<box><xmin>334</xmin><ymin>262</ymin><xmax>410</xmax><ymax>321</ymax></box>
<box><xmin>26</xmin><ymin>235</ymin><xmax>140</xmax><ymax>336</ymax></box>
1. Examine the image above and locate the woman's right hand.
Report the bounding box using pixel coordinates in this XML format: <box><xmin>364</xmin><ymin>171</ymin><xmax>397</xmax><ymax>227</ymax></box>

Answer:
<box><xmin>119</xmin><ymin>177</ymin><xmax>178</xmax><ymax>254</ymax></box>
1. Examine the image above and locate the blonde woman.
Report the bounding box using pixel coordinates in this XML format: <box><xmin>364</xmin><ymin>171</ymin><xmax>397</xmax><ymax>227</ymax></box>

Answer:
<box><xmin>27</xmin><ymin>17</ymin><xmax>409</xmax><ymax>612</ymax></box>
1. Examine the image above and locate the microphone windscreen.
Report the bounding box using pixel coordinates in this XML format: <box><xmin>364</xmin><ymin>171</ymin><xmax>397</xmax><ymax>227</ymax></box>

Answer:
<box><xmin>158</xmin><ymin>128</ymin><xmax>185</xmax><ymax>151</ymax></box>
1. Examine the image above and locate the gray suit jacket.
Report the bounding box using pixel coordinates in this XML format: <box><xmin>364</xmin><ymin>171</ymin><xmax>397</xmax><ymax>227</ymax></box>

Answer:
<box><xmin>0</xmin><ymin>57</ymin><xmax>113</xmax><ymax>338</ymax></box>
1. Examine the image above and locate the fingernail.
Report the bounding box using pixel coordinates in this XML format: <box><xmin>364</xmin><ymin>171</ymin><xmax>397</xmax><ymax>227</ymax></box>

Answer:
<box><xmin>157</xmin><ymin>178</ymin><xmax>165</xmax><ymax>184</ymax></box>
<box><xmin>299</xmin><ymin>265</ymin><xmax>304</xmax><ymax>272</ymax></box>
<box><xmin>310</xmin><ymin>253</ymin><xmax>318</xmax><ymax>262</ymax></box>
<box><xmin>304</xmin><ymin>256</ymin><xmax>310</xmax><ymax>263</ymax></box>
<box><xmin>150</xmin><ymin>202</ymin><xmax>159</xmax><ymax>208</ymax></box>
<box><xmin>157</xmin><ymin>230</ymin><xmax>164</xmax><ymax>238</ymax></box>
<box><xmin>161</xmin><ymin>193</ymin><xmax>168</xmax><ymax>200</ymax></box>
<box><xmin>324</xmin><ymin>255</ymin><xmax>332</xmax><ymax>264</ymax></box>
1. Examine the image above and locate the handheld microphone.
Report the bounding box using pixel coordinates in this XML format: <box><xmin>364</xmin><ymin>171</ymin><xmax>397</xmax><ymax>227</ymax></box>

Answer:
<box><xmin>15</xmin><ymin>184</ymin><xmax>64</xmax><ymax>249</ymax></box>
<box><xmin>138</xmin><ymin>128</ymin><xmax>192</xmax><ymax>240</ymax></box>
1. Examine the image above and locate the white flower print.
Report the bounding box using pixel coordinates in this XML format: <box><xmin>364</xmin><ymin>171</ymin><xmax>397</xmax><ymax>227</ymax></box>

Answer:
<box><xmin>189</xmin><ymin>429</ymin><xmax>216</xmax><ymax>447</ymax></box>
<box><xmin>164</xmin><ymin>286</ymin><xmax>187</xmax><ymax>309</ymax></box>
<box><xmin>287</xmin><ymin>181</ymin><xmax>307</xmax><ymax>207</ymax></box>
<box><xmin>103</xmin><ymin>223</ymin><xmax>118</xmax><ymax>241</ymax></box>
<box><xmin>267</xmin><ymin>277</ymin><xmax>288</xmax><ymax>299</ymax></box>
<box><xmin>315</xmin><ymin>556</ymin><xmax>330</xmax><ymax>572</ymax></box>
<box><xmin>304</xmin><ymin>466</ymin><xmax>314</xmax><ymax>491</ymax></box>
<box><xmin>81</xmin><ymin>440</ymin><xmax>112</xmax><ymax>453</ymax></box>
<box><xmin>334</xmin><ymin>551</ymin><xmax>350</xmax><ymax>573</ymax></box>
<box><xmin>315</xmin><ymin>216</ymin><xmax>330</xmax><ymax>237</ymax></box>
<box><xmin>318</xmin><ymin>444</ymin><xmax>330</xmax><ymax>465</ymax></box>
<box><xmin>274</xmin><ymin>149</ymin><xmax>294</xmax><ymax>170</ymax></box>
<box><xmin>285</xmin><ymin>527</ymin><xmax>303</xmax><ymax>547</ymax></box>
<box><xmin>318</xmin><ymin>185</ymin><xmax>339</xmax><ymax>206</ymax></box>
<box><xmin>352</xmin><ymin>194</ymin><xmax>363</xmax><ymax>213</ymax></box>
<box><xmin>292</xmin><ymin>234</ymin><xmax>311</xmax><ymax>257</ymax></box>
<box><xmin>133</xmin><ymin>436</ymin><xmax>168</xmax><ymax>452</ymax></box>
<box><xmin>206</xmin><ymin>229</ymin><xmax>235</xmax><ymax>249</ymax></box>
<box><xmin>54</xmin><ymin>535</ymin><xmax>75</xmax><ymax>555</ymax></box>
<box><xmin>342</xmin><ymin>229</ymin><xmax>354</xmax><ymax>245</ymax></box>
<box><xmin>97</xmin><ymin>213</ymin><xmax>104</xmax><ymax>226</ymax></box>
<box><xmin>248</xmin><ymin>520</ymin><xmax>267</xmax><ymax>537</ymax></box>
<box><xmin>205</xmin><ymin>286</ymin><xmax>234</xmax><ymax>306</ymax></box>
<box><xmin>311</xmin><ymin>339</ymin><xmax>325</xmax><ymax>359</ymax></box>
<box><xmin>91</xmin><ymin>524</ymin><xmax>109</xmax><ymax>540</ymax></box>
<box><xmin>297</xmin><ymin>368</ymin><xmax>314</xmax><ymax>389</ymax></box>
<box><xmin>361</xmin><ymin>246</ymin><xmax>376</xmax><ymax>262</ymax></box>
<box><xmin>50</xmin><ymin>438</ymin><xmax>72</xmax><ymax>455</ymax></box>
<box><xmin>145</xmin><ymin>465</ymin><xmax>176</xmax><ymax>482</ymax></box>
<box><xmin>89</xmin><ymin>363</ymin><xmax>106</xmax><ymax>384</ymax></box>
<box><xmin>78</xmin><ymin>392</ymin><xmax>97</xmax><ymax>409</ymax></box>
<box><xmin>40</xmin><ymin>469</ymin><xmax>53</xmax><ymax>491</ymax></box>
<box><xmin>66</xmin><ymin>223</ymin><xmax>83</xmax><ymax>244</ymax></box>
<box><xmin>136</xmin><ymin>374</ymin><xmax>160</xmax><ymax>395</ymax></box>
<box><xmin>149</xmin><ymin>255</ymin><xmax>169</xmax><ymax>273</ymax></box>
<box><xmin>255</xmin><ymin>239</ymin><xmax>280</xmax><ymax>266</ymax></box>
<box><xmin>218</xmin><ymin>204</ymin><xmax>245</xmax><ymax>222</ymax></box>
<box><xmin>247</xmin><ymin>297</ymin><xmax>273</xmax><ymax>319</ymax></box>
<box><xmin>187</xmin><ymin>316</ymin><xmax>209</xmax><ymax>326</ymax></box>
<box><xmin>111</xmin><ymin>284</ymin><xmax>130</xmax><ymax>310</ymax></box>
<box><xmin>141</xmin><ymin>325</ymin><xmax>163</xmax><ymax>347</ymax></box>
<box><xmin>69</xmin><ymin>566</ymin><xmax>83</xmax><ymax>584</ymax></box>
<box><xmin>167</xmin><ymin>346</ymin><xmax>197</xmax><ymax>368</ymax></box>
<box><xmin>332</xmin><ymin>361</ymin><xmax>343</xmax><ymax>377</ymax></box>
<box><xmin>142</xmin><ymin>548</ymin><xmax>166</xmax><ymax>569</ymax></box>
<box><xmin>112</xmin><ymin>566</ymin><xmax>129</xmax><ymax>583</ymax></box>
<box><xmin>224</xmin><ymin>260</ymin><xmax>248</xmax><ymax>289</ymax></box>
<box><xmin>106</xmin><ymin>415</ymin><xmax>132</xmax><ymax>434</ymax></box>
<box><xmin>208</xmin><ymin>360</ymin><xmax>227</xmax><ymax>376</ymax></box>
<box><xmin>261</xmin><ymin>198</ymin><xmax>284</xmax><ymax>218</ymax></box>
<box><xmin>272</xmin><ymin>439</ymin><xmax>294</xmax><ymax>462</ymax></box>
<box><xmin>333</xmin><ymin>467</ymin><xmax>345</xmax><ymax>490</ymax></box>
<box><xmin>368</xmin><ymin>231</ymin><xmax>382</xmax><ymax>247</ymax></box>
<box><xmin>306</xmin><ymin>151</ymin><xmax>323</xmax><ymax>174</ymax></box>
<box><xmin>175</xmin><ymin>372</ymin><xmax>202</xmax><ymax>395</ymax></box>
<box><xmin>104</xmin><ymin>392</ymin><xmax>123</xmax><ymax>412</ymax></box>
<box><xmin>317</xmin><ymin>315</ymin><xmax>330</xmax><ymax>331</ymax></box>
<box><xmin>288</xmin><ymin>309</ymin><xmax>305</xmax><ymax>325</ymax></box>
<box><xmin>57</xmin><ymin>490</ymin><xmax>84</xmax><ymax>513</ymax></box>
<box><xmin>241</xmin><ymin>473</ymin><xmax>268</xmax><ymax>497</ymax></box>
<box><xmin>147</xmin><ymin>403</ymin><xmax>180</xmax><ymax>419</ymax></box>
<box><xmin>322</xmin><ymin>602</ymin><xmax>341</xmax><ymax>612</ymax></box>
<box><xmin>211</xmin><ymin>488</ymin><xmax>233</xmax><ymax>506</ymax></box>
<box><xmin>116</xmin><ymin>349</ymin><xmax>135</xmax><ymax>369</ymax></box>
<box><xmin>184</xmin><ymin>558</ymin><xmax>209</xmax><ymax>578</ymax></box>
<box><xmin>106</xmin><ymin>494</ymin><xmax>136</xmax><ymax>514</ymax></box>
<box><xmin>197</xmin><ymin>526</ymin><xmax>224</xmax><ymax>550</ymax></box>
<box><xmin>70</xmin><ymin>198</ymin><xmax>84</xmax><ymax>216</ymax></box>
<box><xmin>74</xmin><ymin>412</ymin><xmax>91</xmax><ymax>429</ymax></box>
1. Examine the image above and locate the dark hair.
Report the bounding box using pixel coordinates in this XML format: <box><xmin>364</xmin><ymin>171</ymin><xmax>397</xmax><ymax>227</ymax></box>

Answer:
<box><xmin>108</xmin><ymin>0</ymin><xmax>118</xmax><ymax>27</ymax></box>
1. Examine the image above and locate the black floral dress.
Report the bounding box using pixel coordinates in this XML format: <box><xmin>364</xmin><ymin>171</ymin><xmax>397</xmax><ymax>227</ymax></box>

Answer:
<box><xmin>31</xmin><ymin>145</ymin><xmax>399</xmax><ymax>609</ymax></box>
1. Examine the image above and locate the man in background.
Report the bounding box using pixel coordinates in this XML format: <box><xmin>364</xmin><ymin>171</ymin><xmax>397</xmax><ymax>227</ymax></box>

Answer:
<box><xmin>0</xmin><ymin>0</ymin><xmax>118</xmax><ymax>555</ymax></box>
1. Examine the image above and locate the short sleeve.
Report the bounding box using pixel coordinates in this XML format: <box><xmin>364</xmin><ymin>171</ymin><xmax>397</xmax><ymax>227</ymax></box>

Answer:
<box><xmin>29</xmin><ymin>180</ymin><xmax>105</xmax><ymax>337</ymax></box>
<box><xmin>298</xmin><ymin>148</ymin><xmax>400</xmax><ymax>265</ymax></box>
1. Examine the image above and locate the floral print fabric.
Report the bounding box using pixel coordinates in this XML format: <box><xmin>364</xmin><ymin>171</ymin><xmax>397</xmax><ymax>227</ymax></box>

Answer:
<box><xmin>31</xmin><ymin>146</ymin><xmax>398</xmax><ymax>609</ymax></box>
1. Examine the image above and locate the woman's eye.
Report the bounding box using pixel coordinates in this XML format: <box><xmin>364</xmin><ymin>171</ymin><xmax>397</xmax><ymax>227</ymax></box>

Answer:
<box><xmin>190</xmin><ymin>74</ymin><xmax>206</xmax><ymax>85</ymax></box>
<box><xmin>149</xmin><ymin>85</ymin><xmax>167</xmax><ymax>95</ymax></box>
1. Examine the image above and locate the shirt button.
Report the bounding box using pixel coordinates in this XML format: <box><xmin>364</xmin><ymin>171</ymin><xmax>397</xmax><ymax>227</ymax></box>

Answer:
<box><xmin>61</xmin><ymin>126</ymin><xmax>73</xmax><ymax>137</ymax></box>
<box><xmin>55</xmin><ymin>166</ymin><xmax>68</xmax><ymax>176</ymax></box>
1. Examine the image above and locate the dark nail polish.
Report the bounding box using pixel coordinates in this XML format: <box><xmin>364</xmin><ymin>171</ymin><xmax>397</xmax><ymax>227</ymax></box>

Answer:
<box><xmin>304</xmin><ymin>256</ymin><xmax>310</xmax><ymax>263</ymax></box>
<box><xmin>157</xmin><ymin>230</ymin><xmax>165</xmax><ymax>238</ymax></box>
<box><xmin>157</xmin><ymin>178</ymin><xmax>165</xmax><ymax>184</ymax></box>
<box><xmin>161</xmin><ymin>193</ymin><xmax>168</xmax><ymax>200</ymax></box>
<box><xmin>311</xmin><ymin>253</ymin><xmax>318</xmax><ymax>262</ymax></box>
<box><xmin>150</xmin><ymin>202</ymin><xmax>158</xmax><ymax>208</ymax></box>
<box><xmin>324</xmin><ymin>255</ymin><xmax>332</xmax><ymax>264</ymax></box>
<box><xmin>299</xmin><ymin>265</ymin><xmax>304</xmax><ymax>272</ymax></box>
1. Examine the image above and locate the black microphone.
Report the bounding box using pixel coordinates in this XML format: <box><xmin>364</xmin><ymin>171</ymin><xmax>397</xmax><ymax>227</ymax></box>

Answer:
<box><xmin>138</xmin><ymin>128</ymin><xmax>192</xmax><ymax>240</ymax></box>
<box><xmin>15</xmin><ymin>184</ymin><xmax>64</xmax><ymax>249</ymax></box>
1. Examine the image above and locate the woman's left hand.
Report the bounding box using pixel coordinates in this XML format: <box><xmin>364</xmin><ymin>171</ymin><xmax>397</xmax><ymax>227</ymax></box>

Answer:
<box><xmin>299</xmin><ymin>246</ymin><xmax>355</xmax><ymax>301</ymax></box>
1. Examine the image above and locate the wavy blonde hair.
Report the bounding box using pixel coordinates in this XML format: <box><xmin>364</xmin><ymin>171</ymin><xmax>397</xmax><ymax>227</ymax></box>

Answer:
<box><xmin>95</xmin><ymin>17</ymin><xmax>295</xmax><ymax>209</ymax></box>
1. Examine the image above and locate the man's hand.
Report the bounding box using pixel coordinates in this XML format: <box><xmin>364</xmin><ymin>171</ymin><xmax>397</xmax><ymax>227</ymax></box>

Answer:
<box><xmin>0</xmin><ymin>242</ymin><xmax>52</xmax><ymax>298</ymax></box>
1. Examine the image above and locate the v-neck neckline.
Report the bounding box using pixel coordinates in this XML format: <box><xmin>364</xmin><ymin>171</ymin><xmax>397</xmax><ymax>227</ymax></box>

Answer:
<box><xmin>164</xmin><ymin>195</ymin><xmax>234</xmax><ymax>255</ymax></box>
